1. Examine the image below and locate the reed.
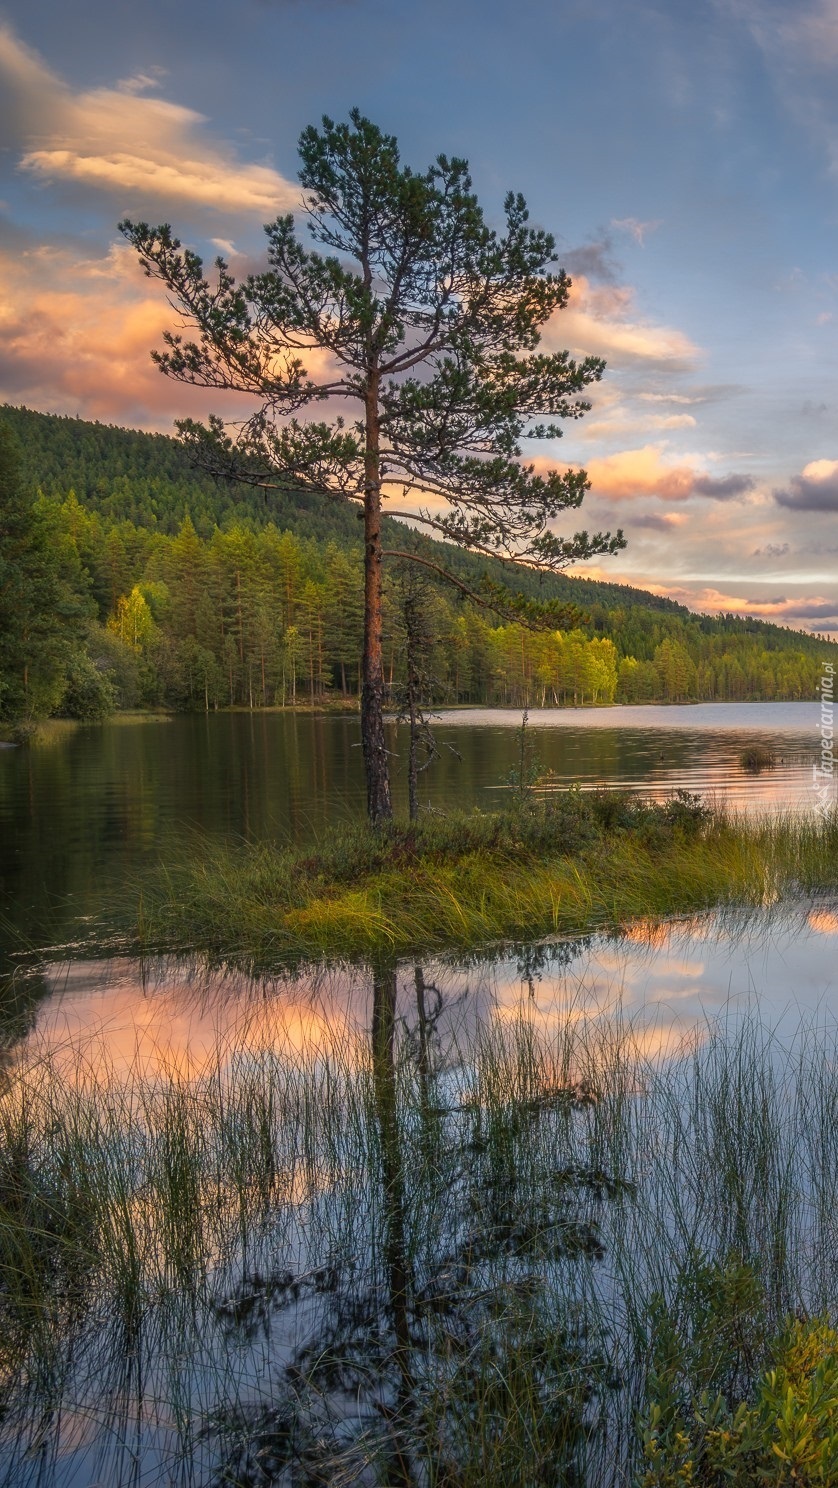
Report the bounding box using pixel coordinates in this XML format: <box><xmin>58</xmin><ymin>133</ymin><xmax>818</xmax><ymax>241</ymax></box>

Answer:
<box><xmin>120</xmin><ymin>796</ymin><xmax>838</xmax><ymax>966</ymax></box>
<box><xmin>2</xmin><ymin>994</ymin><xmax>838</xmax><ymax>1482</ymax></box>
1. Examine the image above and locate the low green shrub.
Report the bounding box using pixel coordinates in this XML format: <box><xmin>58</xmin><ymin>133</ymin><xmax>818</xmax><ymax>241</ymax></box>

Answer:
<box><xmin>639</xmin><ymin>1257</ymin><xmax>838</xmax><ymax>1486</ymax></box>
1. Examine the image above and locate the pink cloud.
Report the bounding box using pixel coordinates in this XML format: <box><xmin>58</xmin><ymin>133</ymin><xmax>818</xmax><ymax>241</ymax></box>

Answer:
<box><xmin>641</xmin><ymin>583</ymin><xmax>838</xmax><ymax>626</ymax></box>
<box><xmin>544</xmin><ymin>274</ymin><xmax>699</xmax><ymax>370</ymax></box>
<box><xmin>0</xmin><ymin>243</ymin><xmax>237</xmax><ymax>425</ymax></box>
<box><xmin>0</xmin><ymin>239</ymin><xmax>344</xmax><ymax>428</ymax></box>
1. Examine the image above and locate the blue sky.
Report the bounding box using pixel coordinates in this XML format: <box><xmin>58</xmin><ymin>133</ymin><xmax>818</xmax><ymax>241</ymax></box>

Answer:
<box><xmin>1</xmin><ymin>0</ymin><xmax>837</xmax><ymax>628</ymax></box>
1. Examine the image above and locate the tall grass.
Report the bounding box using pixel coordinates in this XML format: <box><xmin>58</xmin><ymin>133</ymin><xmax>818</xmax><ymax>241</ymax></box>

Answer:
<box><xmin>123</xmin><ymin>797</ymin><xmax>838</xmax><ymax>966</ymax></box>
<box><xmin>3</xmin><ymin>988</ymin><xmax>838</xmax><ymax>1482</ymax></box>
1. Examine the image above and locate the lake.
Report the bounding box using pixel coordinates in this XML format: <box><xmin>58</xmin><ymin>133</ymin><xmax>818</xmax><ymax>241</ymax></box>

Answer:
<box><xmin>1</xmin><ymin>906</ymin><xmax>838</xmax><ymax>1487</ymax></box>
<box><xmin>0</xmin><ymin>702</ymin><xmax>830</xmax><ymax>959</ymax></box>
<box><xmin>0</xmin><ymin>704</ymin><xmax>837</xmax><ymax>1485</ymax></box>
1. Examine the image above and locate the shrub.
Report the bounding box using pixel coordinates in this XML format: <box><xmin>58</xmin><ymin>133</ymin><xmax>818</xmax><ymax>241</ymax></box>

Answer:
<box><xmin>60</xmin><ymin>648</ymin><xmax>117</xmax><ymax>721</ymax></box>
<box><xmin>639</xmin><ymin>1257</ymin><xmax>838</xmax><ymax>1486</ymax></box>
<box><xmin>740</xmin><ymin>745</ymin><xmax>777</xmax><ymax>773</ymax></box>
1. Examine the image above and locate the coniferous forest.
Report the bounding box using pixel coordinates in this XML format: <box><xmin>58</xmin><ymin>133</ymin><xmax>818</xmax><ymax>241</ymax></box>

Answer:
<box><xmin>1</xmin><ymin>402</ymin><xmax>835</xmax><ymax>724</ymax></box>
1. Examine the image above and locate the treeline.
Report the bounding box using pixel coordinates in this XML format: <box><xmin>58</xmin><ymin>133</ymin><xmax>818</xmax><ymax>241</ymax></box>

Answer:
<box><xmin>13</xmin><ymin>492</ymin><xmax>835</xmax><ymax>718</ymax></box>
<box><xmin>0</xmin><ymin>406</ymin><xmax>835</xmax><ymax>724</ymax></box>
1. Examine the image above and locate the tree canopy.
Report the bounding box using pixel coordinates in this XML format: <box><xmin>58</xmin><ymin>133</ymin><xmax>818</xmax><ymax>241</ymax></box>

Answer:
<box><xmin>121</xmin><ymin>110</ymin><xmax>623</xmax><ymax>819</ymax></box>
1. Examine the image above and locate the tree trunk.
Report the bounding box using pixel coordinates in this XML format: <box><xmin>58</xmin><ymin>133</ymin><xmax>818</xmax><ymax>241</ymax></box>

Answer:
<box><xmin>406</xmin><ymin>624</ymin><xmax>420</xmax><ymax>823</ymax></box>
<box><xmin>407</xmin><ymin>688</ymin><xmax>419</xmax><ymax>823</ymax></box>
<box><xmin>362</xmin><ymin>373</ymin><xmax>393</xmax><ymax>824</ymax></box>
<box><xmin>371</xmin><ymin>963</ymin><xmax>415</xmax><ymax>1481</ymax></box>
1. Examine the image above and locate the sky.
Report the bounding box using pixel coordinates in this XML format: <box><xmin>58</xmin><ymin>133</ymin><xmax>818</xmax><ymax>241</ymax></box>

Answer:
<box><xmin>0</xmin><ymin>0</ymin><xmax>837</xmax><ymax>631</ymax></box>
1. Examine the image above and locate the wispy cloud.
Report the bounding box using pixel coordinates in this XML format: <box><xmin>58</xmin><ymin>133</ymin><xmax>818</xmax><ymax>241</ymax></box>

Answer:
<box><xmin>0</xmin><ymin>24</ymin><xmax>299</xmax><ymax>215</ymax></box>
<box><xmin>726</xmin><ymin>0</ymin><xmax>838</xmax><ymax>172</ymax></box>
<box><xmin>547</xmin><ymin>275</ymin><xmax>699</xmax><ymax>370</ymax></box>
<box><xmin>752</xmin><ymin>541</ymin><xmax>791</xmax><ymax>557</ymax></box>
<box><xmin>611</xmin><ymin>216</ymin><xmax>663</xmax><ymax>245</ymax></box>
<box><xmin>631</xmin><ymin>512</ymin><xmax>689</xmax><ymax>530</ymax></box>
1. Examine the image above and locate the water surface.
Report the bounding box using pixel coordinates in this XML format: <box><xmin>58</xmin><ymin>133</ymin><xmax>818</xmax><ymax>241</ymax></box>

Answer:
<box><xmin>0</xmin><ymin>703</ymin><xmax>829</xmax><ymax>958</ymax></box>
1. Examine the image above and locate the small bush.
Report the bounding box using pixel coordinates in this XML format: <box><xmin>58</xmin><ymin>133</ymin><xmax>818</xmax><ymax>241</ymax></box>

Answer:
<box><xmin>60</xmin><ymin>649</ymin><xmax>117</xmax><ymax>721</ymax></box>
<box><xmin>740</xmin><ymin>745</ymin><xmax>777</xmax><ymax>773</ymax></box>
<box><xmin>639</xmin><ymin>1256</ymin><xmax>838</xmax><ymax>1486</ymax></box>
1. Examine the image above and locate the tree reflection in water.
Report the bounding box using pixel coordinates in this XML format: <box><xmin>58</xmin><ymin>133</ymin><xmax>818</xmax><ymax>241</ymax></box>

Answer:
<box><xmin>208</xmin><ymin>961</ymin><xmax>624</xmax><ymax>1487</ymax></box>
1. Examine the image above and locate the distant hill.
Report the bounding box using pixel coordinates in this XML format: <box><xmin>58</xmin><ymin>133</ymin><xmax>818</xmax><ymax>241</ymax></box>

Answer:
<box><xmin>1</xmin><ymin>403</ymin><xmax>835</xmax><ymax>720</ymax></box>
<box><xmin>2</xmin><ymin>402</ymin><xmax>689</xmax><ymax>617</ymax></box>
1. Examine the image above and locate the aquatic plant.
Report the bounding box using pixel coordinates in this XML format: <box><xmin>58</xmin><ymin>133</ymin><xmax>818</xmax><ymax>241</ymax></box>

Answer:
<box><xmin>1</xmin><ymin>981</ymin><xmax>838</xmax><ymax>1481</ymax></box>
<box><xmin>739</xmin><ymin>745</ymin><xmax>777</xmax><ymax>774</ymax></box>
<box><xmin>119</xmin><ymin>796</ymin><xmax>838</xmax><ymax>967</ymax></box>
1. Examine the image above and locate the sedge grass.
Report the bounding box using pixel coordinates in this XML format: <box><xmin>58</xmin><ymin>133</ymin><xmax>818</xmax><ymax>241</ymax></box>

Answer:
<box><xmin>2</xmin><ymin>987</ymin><xmax>838</xmax><ymax>1482</ymax></box>
<box><xmin>123</xmin><ymin>797</ymin><xmax>838</xmax><ymax>966</ymax></box>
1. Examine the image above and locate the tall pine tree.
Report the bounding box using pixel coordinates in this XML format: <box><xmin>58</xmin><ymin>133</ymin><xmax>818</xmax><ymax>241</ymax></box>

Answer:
<box><xmin>121</xmin><ymin>110</ymin><xmax>624</xmax><ymax>821</ymax></box>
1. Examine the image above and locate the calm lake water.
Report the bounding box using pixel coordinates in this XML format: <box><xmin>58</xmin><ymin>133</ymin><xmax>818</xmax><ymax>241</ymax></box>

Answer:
<box><xmin>26</xmin><ymin>905</ymin><xmax>838</xmax><ymax>1077</ymax></box>
<box><xmin>0</xmin><ymin>704</ymin><xmax>837</xmax><ymax>1486</ymax></box>
<box><xmin>3</xmin><ymin>906</ymin><xmax>838</xmax><ymax>1487</ymax></box>
<box><xmin>0</xmin><ymin>702</ymin><xmax>830</xmax><ymax>959</ymax></box>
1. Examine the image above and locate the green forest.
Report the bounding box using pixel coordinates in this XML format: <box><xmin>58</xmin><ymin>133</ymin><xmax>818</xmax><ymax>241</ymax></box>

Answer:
<box><xmin>1</xmin><ymin>402</ymin><xmax>835</xmax><ymax>724</ymax></box>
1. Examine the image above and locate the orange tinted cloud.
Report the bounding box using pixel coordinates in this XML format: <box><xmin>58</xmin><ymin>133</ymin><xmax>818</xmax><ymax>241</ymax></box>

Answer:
<box><xmin>533</xmin><ymin>445</ymin><xmax>755</xmax><ymax>503</ymax></box>
<box><xmin>0</xmin><ymin>24</ymin><xmax>298</xmax><ymax>216</ymax></box>
<box><xmin>545</xmin><ymin>274</ymin><xmax>699</xmax><ymax>369</ymax></box>
<box><xmin>641</xmin><ymin>583</ymin><xmax>838</xmax><ymax>624</ymax></box>
<box><xmin>0</xmin><ymin>240</ymin><xmax>339</xmax><ymax>425</ymax></box>
<box><xmin>0</xmin><ymin>242</ymin><xmax>209</xmax><ymax>423</ymax></box>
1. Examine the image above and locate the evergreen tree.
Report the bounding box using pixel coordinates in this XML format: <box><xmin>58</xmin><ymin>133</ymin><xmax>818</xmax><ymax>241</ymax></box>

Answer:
<box><xmin>0</xmin><ymin>425</ymin><xmax>80</xmax><ymax>722</ymax></box>
<box><xmin>121</xmin><ymin>110</ymin><xmax>623</xmax><ymax>821</ymax></box>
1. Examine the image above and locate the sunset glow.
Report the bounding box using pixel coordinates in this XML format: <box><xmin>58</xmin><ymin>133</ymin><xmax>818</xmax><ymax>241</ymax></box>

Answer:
<box><xmin>1</xmin><ymin>1</ymin><xmax>837</xmax><ymax>628</ymax></box>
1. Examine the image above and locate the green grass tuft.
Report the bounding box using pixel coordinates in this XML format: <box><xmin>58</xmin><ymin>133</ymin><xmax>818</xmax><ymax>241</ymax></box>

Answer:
<box><xmin>119</xmin><ymin>794</ymin><xmax>838</xmax><ymax>966</ymax></box>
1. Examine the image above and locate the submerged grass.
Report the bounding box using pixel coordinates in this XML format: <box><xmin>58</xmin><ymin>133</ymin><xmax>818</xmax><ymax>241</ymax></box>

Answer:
<box><xmin>128</xmin><ymin>794</ymin><xmax>838</xmax><ymax>965</ymax></box>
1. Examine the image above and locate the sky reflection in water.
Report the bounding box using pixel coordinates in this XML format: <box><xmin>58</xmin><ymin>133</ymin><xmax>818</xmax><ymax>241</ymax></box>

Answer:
<box><xmin>24</xmin><ymin>905</ymin><xmax>838</xmax><ymax>1082</ymax></box>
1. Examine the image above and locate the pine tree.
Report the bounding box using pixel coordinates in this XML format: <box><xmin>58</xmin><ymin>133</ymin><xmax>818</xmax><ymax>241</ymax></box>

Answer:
<box><xmin>121</xmin><ymin>110</ymin><xmax>623</xmax><ymax>821</ymax></box>
<box><xmin>0</xmin><ymin>424</ymin><xmax>79</xmax><ymax>722</ymax></box>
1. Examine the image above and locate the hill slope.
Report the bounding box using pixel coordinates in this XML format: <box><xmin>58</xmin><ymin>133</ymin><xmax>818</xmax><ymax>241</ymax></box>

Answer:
<box><xmin>2</xmin><ymin>402</ymin><xmax>688</xmax><ymax>616</ymax></box>
<box><xmin>1</xmin><ymin>402</ymin><xmax>835</xmax><ymax>719</ymax></box>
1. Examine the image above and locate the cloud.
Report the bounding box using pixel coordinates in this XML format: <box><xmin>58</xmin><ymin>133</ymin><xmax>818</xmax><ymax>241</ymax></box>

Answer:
<box><xmin>637</xmin><ymin>392</ymin><xmax>704</xmax><ymax>405</ymax></box>
<box><xmin>611</xmin><ymin>216</ymin><xmax>663</xmax><ymax>245</ymax></box>
<box><xmin>692</xmin><ymin>473</ymin><xmax>755</xmax><ymax>499</ymax></box>
<box><xmin>726</xmin><ymin>1</ymin><xmax>838</xmax><ymax>173</ymax></box>
<box><xmin>775</xmin><ymin>457</ymin><xmax>838</xmax><ymax>511</ymax></box>
<box><xmin>0</xmin><ymin>236</ymin><xmax>340</xmax><ymax>426</ymax></box>
<box><xmin>582</xmin><ymin>406</ymin><xmax>698</xmax><ymax>438</ymax></box>
<box><xmin>631</xmin><ymin>513</ymin><xmax>689</xmax><ymax>530</ymax></box>
<box><xmin>542</xmin><ymin>445</ymin><xmax>755</xmax><ymax>504</ymax></box>
<box><xmin>654</xmin><ymin>584</ymin><xmax>838</xmax><ymax>625</ymax></box>
<box><xmin>752</xmin><ymin>541</ymin><xmax>791</xmax><ymax>557</ymax></box>
<box><xmin>544</xmin><ymin>275</ymin><xmax>700</xmax><ymax>370</ymax></box>
<box><xmin>0</xmin><ymin>24</ymin><xmax>299</xmax><ymax>215</ymax></box>
<box><xmin>0</xmin><ymin>241</ymin><xmax>196</xmax><ymax>423</ymax></box>
<box><xmin>562</xmin><ymin>240</ymin><xmax>619</xmax><ymax>284</ymax></box>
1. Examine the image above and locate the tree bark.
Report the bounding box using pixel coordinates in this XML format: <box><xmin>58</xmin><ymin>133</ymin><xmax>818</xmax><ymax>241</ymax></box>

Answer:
<box><xmin>372</xmin><ymin>963</ymin><xmax>414</xmax><ymax>1481</ymax></box>
<box><xmin>406</xmin><ymin>625</ymin><xmax>419</xmax><ymax>823</ymax></box>
<box><xmin>362</xmin><ymin>373</ymin><xmax>393</xmax><ymax>823</ymax></box>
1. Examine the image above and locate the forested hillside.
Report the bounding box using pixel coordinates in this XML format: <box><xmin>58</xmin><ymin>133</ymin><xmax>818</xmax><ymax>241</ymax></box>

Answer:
<box><xmin>1</xmin><ymin>403</ymin><xmax>835</xmax><ymax>722</ymax></box>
